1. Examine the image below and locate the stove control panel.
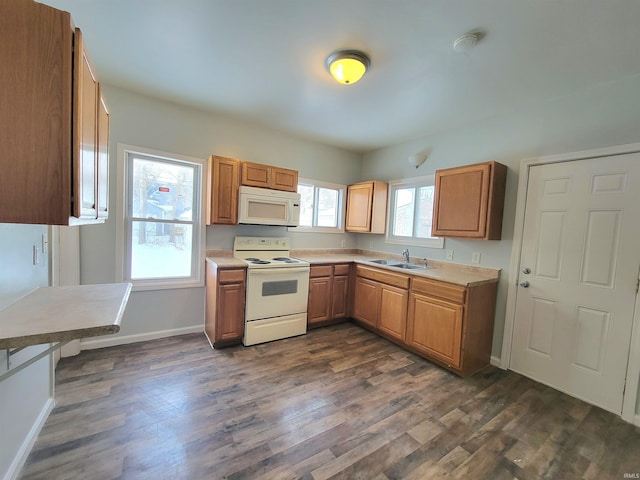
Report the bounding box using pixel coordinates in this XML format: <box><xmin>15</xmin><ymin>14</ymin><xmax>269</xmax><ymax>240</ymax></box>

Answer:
<box><xmin>234</xmin><ymin>236</ymin><xmax>289</xmax><ymax>251</ymax></box>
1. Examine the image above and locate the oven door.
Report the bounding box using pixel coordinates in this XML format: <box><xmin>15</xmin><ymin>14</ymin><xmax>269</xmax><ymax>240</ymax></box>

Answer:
<box><xmin>245</xmin><ymin>266</ymin><xmax>310</xmax><ymax>321</ymax></box>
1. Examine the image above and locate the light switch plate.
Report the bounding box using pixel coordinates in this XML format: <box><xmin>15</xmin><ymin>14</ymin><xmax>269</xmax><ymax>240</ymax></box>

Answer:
<box><xmin>472</xmin><ymin>252</ymin><xmax>481</xmax><ymax>264</ymax></box>
<box><xmin>446</xmin><ymin>249</ymin><xmax>454</xmax><ymax>261</ymax></box>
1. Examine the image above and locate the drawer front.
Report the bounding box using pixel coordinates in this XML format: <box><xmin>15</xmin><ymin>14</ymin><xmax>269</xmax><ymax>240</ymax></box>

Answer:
<box><xmin>218</xmin><ymin>269</ymin><xmax>245</xmax><ymax>284</ymax></box>
<box><xmin>333</xmin><ymin>264</ymin><xmax>351</xmax><ymax>276</ymax></box>
<box><xmin>309</xmin><ymin>265</ymin><xmax>332</xmax><ymax>278</ymax></box>
<box><xmin>355</xmin><ymin>265</ymin><xmax>410</xmax><ymax>289</ymax></box>
<box><xmin>411</xmin><ymin>277</ymin><xmax>465</xmax><ymax>304</ymax></box>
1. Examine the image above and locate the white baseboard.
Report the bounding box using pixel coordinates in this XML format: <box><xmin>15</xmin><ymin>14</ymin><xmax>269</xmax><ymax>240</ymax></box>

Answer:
<box><xmin>80</xmin><ymin>325</ymin><xmax>203</xmax><ymax>350</ymax></box>
<box><xmin>490</xmin><ymin>355</ymin><xmax>501</xmax><ymax>367</ymax></box>
<box><xmin>4</xmin><ymin>398</ymin><xmax>54</xmax><ymax>480</ymax></box>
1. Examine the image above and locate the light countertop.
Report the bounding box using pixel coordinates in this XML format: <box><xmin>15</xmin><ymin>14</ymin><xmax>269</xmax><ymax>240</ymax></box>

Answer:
<box><xmin>0</xmin><ymin>283</ymin><xmax>132</xmax><ymax>349</ymax></box>
<box><xmin>205</xmin><ymin>249</ymin><xmax>499</xmax><ymax>287</ymax></box>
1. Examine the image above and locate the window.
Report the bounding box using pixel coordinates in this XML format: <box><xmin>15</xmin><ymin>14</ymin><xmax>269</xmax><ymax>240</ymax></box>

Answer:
<box><xmin>386</xmin><ymin>175</ymin><xmax>444</xmax><ymax>248</ymax></box>
<box><xmin>292</xmin><ymin>178</ymin><xmax>346</xmax><ymax>233</ymax></box>
<box><xmin>117</xmin><ymin>145</ymin><xmax>205</xmax><ymax>290</ymax></box>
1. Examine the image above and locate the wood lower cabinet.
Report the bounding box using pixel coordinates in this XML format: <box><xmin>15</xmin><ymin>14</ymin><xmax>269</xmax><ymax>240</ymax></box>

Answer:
<box><xmin>207</xmin><ymin>155</ymin><xmax>240</xmax><ymax>225</ymax></box>
<box><xmin>1</xmin><ymin>1</ymin><xmax>109</xmax><ymax>225</ymax></box>
<box><xmin>345</xmin><ymin>181</ymin><xmax>388</xmax><ymax>233</ymax></box>
<box><xmin>351</xmin><ymin>263</ymin><xmax>497</xmax><ymax>376</ymax></box>
<box><xmin>204</xmin><ymin>264</ymin><xmax>246</xmax><ymax>348</ymax></box>
<box><xmin>406</xmin><ymin>276</ymin><xmax>497</xmax><ymax>376</ymax></box>
<box><xmin>378</xmin><ymin>285</ymin><xmax>409</xmax><ymax>341</ymax></box>
<box><xmin>352</xmin><ymin>277</ymin><xmax>380</xmax><ymax>328</ymax></box>
<box><xmin>407</xmin><ymin>293</ymin><xmax>463</xmax><ymax>368</ymax></box>
<box><xmin>352</xmin><ymin>265</ymin><xmax>409</xmax><ymax>341</ymax></box>
<box><xmin>331</xmin><ymin>273</ymin><xmax>349</xmax><ymax>319</ymax></box>
<box><xmin>240</xmin><ymin>161</ymin><xmax>298</xmax><ymax>192</ymax></box>
<box><xmin>432</xmin><ymin>160</ymin><xmax>507</xmax><ymax>240</ymax></box>
<box><xmin>307</xmin><ymin>264</ymin><xmax>351</xmax><ymax>328</ymax></box>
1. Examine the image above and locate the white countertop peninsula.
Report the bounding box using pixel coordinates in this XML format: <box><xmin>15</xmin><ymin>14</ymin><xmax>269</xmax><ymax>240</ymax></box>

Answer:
<box><xmin>0</xmin><ymin>283</ymin><xmax>132</xmax><ymax>350</ymax></box>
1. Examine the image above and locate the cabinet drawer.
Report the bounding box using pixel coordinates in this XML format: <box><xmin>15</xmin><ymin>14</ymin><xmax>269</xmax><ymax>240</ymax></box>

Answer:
<box><xmin>355</xmin><ymin>265</ymin><xmax>410</xmax><ymax>289</ymax></box>
<box><xmin>310</xmin><ymin>265</ymin><xmax>332</xmax><ymax>278</ymax></box>
<box><xmin>333</xmin><ymin>264</ymin><xmax>351</xmax><ymax>276</ymax></box>
<box><xmin>412</xmin><ymin>277</ymin><xmax>465</xmax><ymax>304</ymax></box>
<box><xmin>218</xmin><ymin>269</ymin><xmax>245</xmax><ymax>284</ymax></box>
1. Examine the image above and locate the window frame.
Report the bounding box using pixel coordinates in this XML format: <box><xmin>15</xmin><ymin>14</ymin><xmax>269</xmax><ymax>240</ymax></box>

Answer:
<box><xmin>385</xmin><ymin>174</ymin><xmax>444</xmax><ymax>249</ymax></box>
<box><xmin>289</xmin><ymin>177</ymin><xmax>347</xmax><ymax>234</ymax></box>
<box><xmin>116</xmin><ymin>144</ymin><xmax>206</xmax><ymax>291</ymax></box>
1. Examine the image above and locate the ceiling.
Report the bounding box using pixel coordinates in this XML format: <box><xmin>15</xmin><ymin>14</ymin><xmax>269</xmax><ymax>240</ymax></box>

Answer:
<box><xmin>41</xmin><ymin>0</ymin><xmax>640</xmax><ymax>153</ymax></box>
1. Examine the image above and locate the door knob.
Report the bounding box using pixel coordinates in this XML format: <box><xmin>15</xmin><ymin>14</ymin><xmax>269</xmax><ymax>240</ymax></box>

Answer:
<box><xmin>522</xmin><ymin>267</ymin><xmax>531</xmax><ymax>274</ymax></box>
<box><xmin>519</xmin><ymin>281</ymin><xmax>530</xmax><ymax>288</ymax></box>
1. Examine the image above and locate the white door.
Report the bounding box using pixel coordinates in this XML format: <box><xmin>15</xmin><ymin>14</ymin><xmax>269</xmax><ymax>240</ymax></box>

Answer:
<box><xmin>510</xmin><ymin>153</ymin><xmax>640</xmax><ymax>414</ymax></box>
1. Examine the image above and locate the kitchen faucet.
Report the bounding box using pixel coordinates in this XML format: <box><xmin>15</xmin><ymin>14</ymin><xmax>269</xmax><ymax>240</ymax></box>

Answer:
<box><xmin>402</xmin><ymin>248</ymin><xmax>410</xmax><ymax>264</ymax></box>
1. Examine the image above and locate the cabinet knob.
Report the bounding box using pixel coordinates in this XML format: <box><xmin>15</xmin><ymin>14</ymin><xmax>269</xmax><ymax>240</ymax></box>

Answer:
<box><xmin>519</xmin><ymin>281</ymin><xmax>530</xmax><ymax>288</ymax></box>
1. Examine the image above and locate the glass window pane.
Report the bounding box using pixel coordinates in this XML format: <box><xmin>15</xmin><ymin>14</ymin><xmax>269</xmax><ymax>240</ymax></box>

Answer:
<box><xmin>316</xmin><ymin>187</ymin><xmax>338</xmax><ymax>227</ymax></box>
<box><xmin>393</xmin><ymin>188</ymin><xmax>415</xmax><ymax>237</ymax></box>
<box><xmin>416</xmin><ymin>185</ymin><xmax>435</xmax><ymax>238</ymax></box>
<box><xmin>132</xmin><ymin>158</ymin><xmax>195</xmax><ymax>221</ymax></box>
<box><xmin>130</xmin><ymin>221</ymin><xmax>193</xmax><ymax>279</ymax></box>
<box><xmin>298</xmin><ymin>184</ymin><xmax>314</xmax><ymax>227</ymax></box>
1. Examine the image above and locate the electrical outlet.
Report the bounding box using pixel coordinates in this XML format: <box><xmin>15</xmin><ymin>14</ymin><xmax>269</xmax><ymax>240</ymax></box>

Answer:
<box><xmin>42</xmin><ymin>233</ymin><xmax>48</xmax><ymax>254</ymax></box>
<box><xmin>446</xmin><ymin>249</ymin><xmax>454</xmax><ymax>261</ymax></box>
<box><xmin>472</xmin><ymin>252</ymin><xmax>481</xmax><ymax>264</ymax></box>
<box><xmin>32</xmin><ymin>244</ymin><xmax>39</xmax><ymax>265</ymax></box>
<box><xmin>341</xmin><ymin>240</ymin><xmax>346</xmax><ymax>247</ymax></box>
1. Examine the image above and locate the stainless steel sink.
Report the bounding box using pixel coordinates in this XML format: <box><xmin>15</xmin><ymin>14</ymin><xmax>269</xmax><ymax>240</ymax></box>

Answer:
<box><xmin>366</xmin><ymin>259</ymin><xmax>434</xmax><ymax>270</ymax></box>
<box><xmin>368</xmin><ymin>259</ymin><xmax>394</xmax><ymax>265</ymax></box>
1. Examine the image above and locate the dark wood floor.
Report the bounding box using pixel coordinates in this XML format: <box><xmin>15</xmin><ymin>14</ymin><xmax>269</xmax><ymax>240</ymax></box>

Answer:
<box><xmin>20</xmin><ymin>323</ymin><xmax>640</xmax><ymax>479</ymax></box>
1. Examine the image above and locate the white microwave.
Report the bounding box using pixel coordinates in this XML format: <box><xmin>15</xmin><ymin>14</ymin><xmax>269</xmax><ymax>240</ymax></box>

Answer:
<box><xmin>238</xmin><ymin>186</ymin><xmax>301</xmax><ymax>226</ymax></box>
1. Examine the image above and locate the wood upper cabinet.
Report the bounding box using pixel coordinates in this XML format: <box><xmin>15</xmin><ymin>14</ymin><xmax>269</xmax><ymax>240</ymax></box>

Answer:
<box><xmin>204</xmin><ymin>264</ymin><xmax>246</xmax><ymax>348</ymax></box>
<box><xmin>207</xmin><ymin>155</ymin><xmax>240</xmax><ymax>225</ymax></box>
<box><xmin>272</xmin><ymin>167</ymin><xmax>298</xmax><ymax>191</ymax></box>
<box><xmin>0</xmin><ymin>1</ymin><xmax>109</xmax><ymax>225</ymax></box>
<box><xmin>352</xmin><ymin>265</ymin><xmax>409</xmax><ymax>341</ymax></box>
<box><xmin>307</xmin><ymin>264</ymin><xmax>351</xmax><ymax>328</ymax></box>
<box><xmin>432</xmin><ymin>161</ymin><xmax>507</xmax><ymax>240</ymax></box>
<box><xmin>346</xmin><ymin>181</ymin><xmax>388</xmax><ymax>233</ymax></box>
<box><xmin>96</xmin><ymin>90</ymin><xmax>110</xmax><ymax>220</ymax></box>
<box><xmin>241</xmin><ymin>161</ymin><xmax>298</xmax><ymax>192</ymax></box>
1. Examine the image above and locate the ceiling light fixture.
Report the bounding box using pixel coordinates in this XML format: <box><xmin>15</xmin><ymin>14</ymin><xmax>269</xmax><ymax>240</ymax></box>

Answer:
<box><xmin>453</xmin><ymin>33</ymin><xmax>480</xmax><ymax>53</ymax></box>
<box><xmin>326</xmin><ymin>50</ymin><xmax>370</xmax><ymax>85</ymax></box>
<box><xmin>408</xmin><ymin>153</ymin><xmax>428</xmax><ymax>169</ymax></box>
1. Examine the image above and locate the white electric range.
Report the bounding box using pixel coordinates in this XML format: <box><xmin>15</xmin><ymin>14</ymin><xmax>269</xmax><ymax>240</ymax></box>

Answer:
<box><xmin>233</xmin><ymin>236</ymin><xmax>310</xmax><ymax>346</ymax></box>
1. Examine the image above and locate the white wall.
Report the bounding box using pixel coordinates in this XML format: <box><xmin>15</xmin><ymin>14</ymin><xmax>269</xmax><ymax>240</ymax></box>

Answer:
<box><xmin>79</xmin><ymin>85</ymin><xmax>361</xmax><ymax>345</ymax></box>
<box><xmin>0</xmin><ymin>224</ymin><xmax>51</xmax><ymax>480</ymax></box>
<box><xmin>361</xmin><ymin>71</ymin><xmax>640</xmax><ymax>414</ymax></box>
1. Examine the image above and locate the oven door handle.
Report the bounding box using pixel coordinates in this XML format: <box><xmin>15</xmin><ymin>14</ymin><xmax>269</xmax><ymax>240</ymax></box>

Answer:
<box><xmin>249</xmin><ymin>267</ymin><xmax>310</xmax><ymax>275</ymax></box>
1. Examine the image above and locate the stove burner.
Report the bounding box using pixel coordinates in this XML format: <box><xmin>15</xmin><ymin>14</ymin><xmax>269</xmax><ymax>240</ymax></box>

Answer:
<box><xmin>273</xmin><ymin>257</ymin><xmax>297</xmax><ymax>263</ymax></box>
<box><xmin>245</xmin><ymin>257</ymin><xmax>270</xmax><ymax>264</ymax></box>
